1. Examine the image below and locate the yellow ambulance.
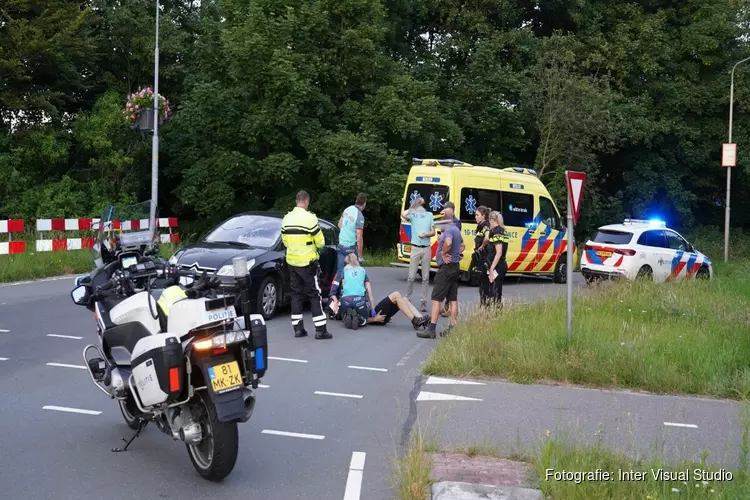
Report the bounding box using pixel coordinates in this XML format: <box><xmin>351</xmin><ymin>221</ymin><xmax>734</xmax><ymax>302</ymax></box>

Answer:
<box><xmin>394</xmin><ymin>158</ymin><xmax>578</xmax><ymax>284</ymax></box>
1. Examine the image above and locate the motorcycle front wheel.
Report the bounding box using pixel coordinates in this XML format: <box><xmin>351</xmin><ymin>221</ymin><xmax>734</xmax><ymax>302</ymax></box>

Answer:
<box><xmin>186</xmin><ymin>390</ymin><xmax>239</xmax><ymax>482</ymax></box>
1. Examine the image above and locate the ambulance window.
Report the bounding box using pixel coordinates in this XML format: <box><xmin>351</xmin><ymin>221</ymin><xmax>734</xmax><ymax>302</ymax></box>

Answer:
<box><xmin>539</xmin><ymin>197</ymin><xmax>561</xmax><ymax>230</ymax></box>
<box><xmin>404</xmin><ymin>184</ymin><xmax>450</xmax><ymax>215</ymax></box>
<box><xmin>459</xmin><ymin>188</ymin><xmax>501</xmax><ymax>221</ymax></box>
<box><xmin>501</xmin><ymin>192</ymin><xmax>534</xmax><ymax>227</ymax></box>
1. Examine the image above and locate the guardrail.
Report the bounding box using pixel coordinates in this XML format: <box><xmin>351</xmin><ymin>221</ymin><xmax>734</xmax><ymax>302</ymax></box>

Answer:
<box><xmin>0</xmin><ymin>218</ymin><xmax>179</xmax><ymax>255</ymax></box>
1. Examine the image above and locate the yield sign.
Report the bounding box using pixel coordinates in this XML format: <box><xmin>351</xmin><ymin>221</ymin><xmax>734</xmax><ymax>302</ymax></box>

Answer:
<box><xmin>565</xmin><ymin>171</ymin><xmax>586</xmax><ymax>225</ymax></box>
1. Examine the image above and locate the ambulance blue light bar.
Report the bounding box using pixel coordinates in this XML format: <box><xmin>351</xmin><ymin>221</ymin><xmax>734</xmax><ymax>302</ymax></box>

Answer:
<box><xmin>502</xmin><ymin>167</ymin><xmax>538</xmax><ymax>177</ymax></box>
<box><xmin>412</xmin><ymin>158</ymin><xmax>471</xmax><ymax>167</ymax></box>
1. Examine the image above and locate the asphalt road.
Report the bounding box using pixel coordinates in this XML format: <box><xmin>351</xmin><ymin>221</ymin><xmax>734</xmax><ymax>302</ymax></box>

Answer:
<box><xmin>2</xmin><ymin>268</ymin><xmax>738</xmax><ymax>499</ymax></box>
<box><xmin>0</xmin><ymin>269</ymin><xmax>576</xmax><ymax>500</ymax></box>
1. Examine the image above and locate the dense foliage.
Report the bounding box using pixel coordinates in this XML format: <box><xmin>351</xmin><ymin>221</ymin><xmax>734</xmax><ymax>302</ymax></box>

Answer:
<box><xmin>1</xmin><ymin>0</ymin><xmax>749</xmax><ymax>246</ymax></box>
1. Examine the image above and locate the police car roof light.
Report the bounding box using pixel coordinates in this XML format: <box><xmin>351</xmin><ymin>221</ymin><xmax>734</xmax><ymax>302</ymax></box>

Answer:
<box><xmin>623</xmin><ymin>218</ymin><xmax>666</xmax><ymax>227</ymax></box>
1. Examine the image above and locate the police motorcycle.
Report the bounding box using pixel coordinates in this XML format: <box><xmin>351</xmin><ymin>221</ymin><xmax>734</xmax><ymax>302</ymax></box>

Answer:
<box><xmin>70</xmin><ymin>202</ymin><xmax>268</xmax><ymax>482</ymax></box>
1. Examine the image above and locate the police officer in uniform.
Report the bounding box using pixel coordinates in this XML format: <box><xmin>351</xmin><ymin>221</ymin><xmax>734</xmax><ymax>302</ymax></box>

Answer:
<box><xmin>485</xmin><ymin>211</ymin><xmax>511</xmax><ymax>306</ymax></box>
<box><xmin>281</xmin><ymin>190</ymin><xmax>333</xmax><ymax>339</ymax></box>
<box><xmin>472</xmin><ymin>206</ymin><xmax>492</xmax><ymax>305</ymax></box>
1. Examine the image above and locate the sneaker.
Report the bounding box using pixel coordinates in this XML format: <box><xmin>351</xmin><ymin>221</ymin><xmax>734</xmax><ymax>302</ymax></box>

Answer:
<box><xmin>343</xmin><ymin>308</ymin><xmax>360</xmax><ymax>330</ymax></box>
<box><xmin>420</xmin><ymin>302</ymin><xmax>427</xmax><ymax>313</ymax></box>
<box><xmin>411</xmin><ymin>315</ymin><xmax>429</xmax><ymax>330</ymax></box>
<box><xmin>417</xmin><ymin>329</ymin><xmax>436</xmax><ymax>339</ymax></box>
<box><xmin>439</xmin><ymin>325</ymin><xmax>454</xmax><ymax>337</ymax></box>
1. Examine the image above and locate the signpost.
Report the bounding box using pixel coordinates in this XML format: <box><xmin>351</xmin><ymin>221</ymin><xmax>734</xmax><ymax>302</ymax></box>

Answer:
<box><xmin>564</xmin><ymin>171</ymin><xmax>586</xmax><ymax>342</ymax></box>
<box><xmin>722</xmin><ymin>143</ymin><xmax>736</xmax><ymax>263</ymax></box>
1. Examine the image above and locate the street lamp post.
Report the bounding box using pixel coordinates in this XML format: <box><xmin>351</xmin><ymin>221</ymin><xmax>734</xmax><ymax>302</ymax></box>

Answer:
<box><xmin>149</xmin><ymin>0</ymin><xmax>160</xmax><ymax>245</ymax></box>
<box><xmin>725</xmin><ymin>55</ymin><xmax>750</xmax><ymax>262</ymax></box>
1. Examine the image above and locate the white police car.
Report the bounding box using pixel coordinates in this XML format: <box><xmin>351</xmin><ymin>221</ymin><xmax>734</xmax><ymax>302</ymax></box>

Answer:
<box><xmin>581</xmin><ymin>219</ymin><xmax>713</xmax><ymax>283</ymax></box>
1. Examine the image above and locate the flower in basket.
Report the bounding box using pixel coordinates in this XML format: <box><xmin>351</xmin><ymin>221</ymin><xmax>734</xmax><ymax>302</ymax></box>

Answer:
<box><xmin>123</xmin><ymin>87</ymin><xmax>172</xmax><ymax>127</ymax></box>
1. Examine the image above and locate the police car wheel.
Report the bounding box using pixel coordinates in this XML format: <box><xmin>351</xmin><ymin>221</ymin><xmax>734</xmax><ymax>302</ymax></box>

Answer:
<box><xmin>636</xmin><ymin>266</ymin><xmax>653</xmax><ymax>281</ymax></box>
<box><xmin>696</xmin><ymin>267</ymin><xmax>710</xmax><ymax>279</ymax></box>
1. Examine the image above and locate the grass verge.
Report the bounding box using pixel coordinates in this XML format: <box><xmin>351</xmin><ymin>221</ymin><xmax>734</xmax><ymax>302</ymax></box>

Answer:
<box><xmin>392</xmin><ymin>423</ymin><xmax>437</xmax><ymax>500</ymax></box>
<box><xmin>423</xmin><ymin>260</ymin><xmax>750</xmax><ymax>400</ymax></box>
<box><xmin>0</xmin><ymin>246</ymin><xmax>180</xmax><ymax>283</ymax></box>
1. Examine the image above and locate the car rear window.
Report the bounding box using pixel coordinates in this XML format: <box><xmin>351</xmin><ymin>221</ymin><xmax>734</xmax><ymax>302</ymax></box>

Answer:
<box><xmin>591</xmin><ymin>230</ymin><xmax>633</xmax><ymax>245</ymax></box>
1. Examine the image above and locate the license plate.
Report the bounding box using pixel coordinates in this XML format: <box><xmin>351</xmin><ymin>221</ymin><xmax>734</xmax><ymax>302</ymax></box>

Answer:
<box><xmin>208</xmin><ymin>361</ymin><xmax>243</xmax><ymax>394</ymax></box>
<box><xmin>597</xmin><ymin>250</ymin><xmax>613</xmax><ymax>258</ymax></box>
<box><xmin>403</xmin><ymin>244</ymin><xmax>411</xmax><ymax>254</ymax></box>
<box><xmin>205</xmin><ymin>307</ymin><xmax>237</xmax><ymax>323</ymax></box>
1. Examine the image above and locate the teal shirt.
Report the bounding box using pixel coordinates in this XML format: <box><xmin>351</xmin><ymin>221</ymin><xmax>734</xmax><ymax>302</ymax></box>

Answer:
<box><xmin>339</xmin><ymin>205</ymin><xmax>364</xmax><ymax>247</ymax></box>
<box><xmin>408</xmin><ymin>208</ymin><xmax>435</xmax><ymax>246</ymax></box>
<box><xmin>342</xmin><ymin>264</ymin><xmax>368</xmax><ymax>297</ymax></box>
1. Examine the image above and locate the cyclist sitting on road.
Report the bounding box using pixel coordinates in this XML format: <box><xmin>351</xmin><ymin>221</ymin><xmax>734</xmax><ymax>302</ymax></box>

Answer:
<box><xmin>329</xmin><ymin>254</ymin><xmax>430</xmax><ymax>330</ymax></box>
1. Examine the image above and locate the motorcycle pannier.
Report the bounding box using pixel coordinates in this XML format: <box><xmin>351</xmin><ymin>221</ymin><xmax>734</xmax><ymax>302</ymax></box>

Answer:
<box><xmin>131</xmin><ymin>333</ymin><xmax>185</xmax><ymax>407</ymax></box>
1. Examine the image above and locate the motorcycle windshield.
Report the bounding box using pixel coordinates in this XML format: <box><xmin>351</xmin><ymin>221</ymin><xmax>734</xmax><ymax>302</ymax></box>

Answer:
<box><xmin>93</xmin><ymin>201</ymin><xmax>156</xmax><ymax>268</ymax></box>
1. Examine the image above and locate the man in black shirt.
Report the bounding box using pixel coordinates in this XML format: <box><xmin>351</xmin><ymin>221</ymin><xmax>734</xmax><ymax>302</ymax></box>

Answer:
<box><xmin>485</xmin><ymin>211</ymin><xmax>511</xmax><ymax>306</ymax></box>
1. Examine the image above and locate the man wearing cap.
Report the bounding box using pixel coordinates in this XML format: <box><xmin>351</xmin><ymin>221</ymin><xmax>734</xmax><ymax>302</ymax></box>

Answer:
<box><xmin>401</xmin><ymin>195</ymin><xmax>436</xmax><ymax>312</ymax></box>
<box><xmin>418</xmin><ymin>201</ymin><xmax>463</xmax><ymax>338</ymax></box>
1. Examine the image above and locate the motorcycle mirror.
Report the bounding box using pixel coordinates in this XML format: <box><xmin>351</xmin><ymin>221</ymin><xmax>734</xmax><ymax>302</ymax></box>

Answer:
<box><xmin>71</xmin><ymin>285</ymin><xmax>90</xmax><ymax>305</ymax></box>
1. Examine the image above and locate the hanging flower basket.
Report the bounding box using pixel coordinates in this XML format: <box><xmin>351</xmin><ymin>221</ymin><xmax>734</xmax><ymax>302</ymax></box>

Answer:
<box><xmin>124</xmin><ymin>87</ymin><xmax>172</xmax><ymax>131</ymax></box>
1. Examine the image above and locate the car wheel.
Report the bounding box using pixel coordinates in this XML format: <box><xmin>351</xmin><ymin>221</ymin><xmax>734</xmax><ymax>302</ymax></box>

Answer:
<box><xmin>256</xmin><ymin>276</ymin><xmax>279</xmax><ymax>320</ymax></box>
<box><xmin>636</xmin><ymin>266</ymin><xmax>653</xmax><ymax>281</ymax></box>
<box><xmin>553</xmin><ymin>254</ymin><xmax>566</xmax><ymax>283</ymax></box>
<box><xmin>696</xmin><ymin>266</ymin><xmax>710</xmax><ymax>279</ymax></box>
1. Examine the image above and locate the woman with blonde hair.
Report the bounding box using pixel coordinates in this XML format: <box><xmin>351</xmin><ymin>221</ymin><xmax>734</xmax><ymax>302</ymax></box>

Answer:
<box><xmin>485</xmin><ymin>211</ymin><xmax>511</xmax><ymax>306</ymax></box>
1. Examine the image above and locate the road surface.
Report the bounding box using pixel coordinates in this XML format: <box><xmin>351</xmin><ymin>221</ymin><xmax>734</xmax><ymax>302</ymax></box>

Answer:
<box><xmin>1</xmin><ymin>269</ymin><xmax>740</xmax><ymax>500</ymax></box>
<box><xmin>0</xmin><ymin>269</ymin><xmax>575</xmax><ymax>500</ymax></box>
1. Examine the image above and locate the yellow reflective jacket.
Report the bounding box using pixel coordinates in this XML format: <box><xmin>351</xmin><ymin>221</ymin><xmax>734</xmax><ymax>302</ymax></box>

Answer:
<box><xmin>281</xmin><ymin>206</ymin><xmax>325</xmax><ymax>267</ymax></box>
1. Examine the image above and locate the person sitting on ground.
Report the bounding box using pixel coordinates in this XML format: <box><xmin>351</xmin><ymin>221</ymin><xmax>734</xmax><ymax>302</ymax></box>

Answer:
<box><xmin>329</xmin><ymin>254</ymin><xmax>430</xmax><ymax>330</ymax></box>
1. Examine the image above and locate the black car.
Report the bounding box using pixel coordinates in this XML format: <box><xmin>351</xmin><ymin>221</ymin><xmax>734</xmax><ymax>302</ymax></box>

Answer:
<box><xmin>169</xmin><ymin>211</ymin><xmax>340</xmax><ymax>320</ymax></box>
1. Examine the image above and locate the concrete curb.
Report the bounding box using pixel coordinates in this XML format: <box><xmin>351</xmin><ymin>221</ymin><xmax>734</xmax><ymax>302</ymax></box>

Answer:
<box><xmin>432</xmin><ymin>481</ymin><xmax>543</xmax><ymax>500</ymax></box>
<box><xmin>0</xmin><ymin>275</ymin><xmax>75</xmax><ymax>288</ymax></box>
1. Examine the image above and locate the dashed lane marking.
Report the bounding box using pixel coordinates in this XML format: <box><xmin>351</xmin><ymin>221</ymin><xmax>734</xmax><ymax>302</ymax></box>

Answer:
<box><xmin>664</xmin><ymin>422</ymin><xmax>698</xmax><ymax>429</ymax></box>
<box><xmin>43</xmin><ymin>405</ymin><xmax>101</xmax><ymax>415</ymax></box>
<box><xmin>0</xmin><ymin>358</ymin><xmax>8</xmax><ymax>361</ymax></box>
<box><xmin>46</xmin><ymin>363</ymin><xmax>87</xmax><ymax>370</ymax></box>
<box><xmin>348</xmin><ymin>365</ymin><xmax>388</xmax><ymax>372</ymax></box>
<box><xmin>0</xmin><ymin>329</ymin><xmax>9</xmax><ymax>333</ymax></box>
<box><xmin>261</xmin><ymin>429</ymin><xmax>325</xmax><ymax>440</ymax></box>
<box><xmin>397</xmin><ymin>341</ymin><xmax>422</xmax><ymax>366</ymax></box>
<box><xmin>268</xmin><ymin>356</ymin><xmax>308</xmax><ymax>363</ymax></box>
<box><xmin>315</xmin><ymin>391</ymin><xmax>363</xmax><ymax>399</ymax></box>
<box><xmin>343</xmin><ymin>452</ymin><xmax>366</xmax><ymax>500</ymax></box>
<box><xmin>47</xmin><ymin>334</ymin><xmax>83</xmax><ymax>340</ymax></box>
<box><xmin>416</xmin><ymin>391</ymin><xmax>483</xmax><ymax>402</ymax></box>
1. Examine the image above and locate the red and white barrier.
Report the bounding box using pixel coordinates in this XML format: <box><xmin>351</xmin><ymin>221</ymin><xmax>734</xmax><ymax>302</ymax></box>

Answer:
<box><xmin>0</xmin><ymin>219</ymin><xmax>26</xmax><ymax>254</ymax></box>
<box><xmin>34</xmin><ymin>217</ymin><xmax>180</xmax><ymax>252</ymax></box>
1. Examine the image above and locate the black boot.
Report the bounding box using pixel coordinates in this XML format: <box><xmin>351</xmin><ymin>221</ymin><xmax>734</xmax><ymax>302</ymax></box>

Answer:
<box><xmin>315</xmin><ymin>325</ymin><xmax>332</xmax><ymax>340</ymax></box>
<box><xmin>294</xmin><ymin>322</ymin><xmax>308</xmax><ymax>338</ymax></box>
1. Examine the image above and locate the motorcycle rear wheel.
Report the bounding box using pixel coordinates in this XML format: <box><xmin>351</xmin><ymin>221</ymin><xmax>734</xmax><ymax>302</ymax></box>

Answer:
<box><xmin>186</xmin><ymin>390</ymin><xmax>239</xmax><ymax>482</ymax></box>
<box><xmin>119</xmin><ymin>395</ymin><xmax>141</xmax><ymax>430</ymax></box>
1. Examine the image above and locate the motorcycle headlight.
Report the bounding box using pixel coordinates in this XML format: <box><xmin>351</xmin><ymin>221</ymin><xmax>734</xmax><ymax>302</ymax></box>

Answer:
<box><xmin>217</xmin><ymin>259</ymin><xmax>255</xmax><ymax>276</ymax></box>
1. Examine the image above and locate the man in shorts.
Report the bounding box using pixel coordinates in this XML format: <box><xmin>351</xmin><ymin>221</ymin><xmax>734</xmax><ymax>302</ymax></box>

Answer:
<box><xmin>419</xmin><ymin>201</ymin><xmax>463</xmax><ymax>339</ymax></box>
<box><xmin>330</xmin><ymin>288</ymin><xmax>429</xmax><ymax>331</ymax></box>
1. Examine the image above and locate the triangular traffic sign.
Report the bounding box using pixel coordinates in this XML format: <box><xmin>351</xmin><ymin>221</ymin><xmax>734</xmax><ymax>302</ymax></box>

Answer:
<box><xmin>565</xmin><ymin>171</ymin><xmax>587</xmax><ymax>225</ymax></box>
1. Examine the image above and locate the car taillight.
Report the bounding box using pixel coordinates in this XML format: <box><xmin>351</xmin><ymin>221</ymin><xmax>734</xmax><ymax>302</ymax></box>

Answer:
<box><xmin>614</xmin><ymin>248</ymin><xmax>636</xmax><ymax>256</ymax></box>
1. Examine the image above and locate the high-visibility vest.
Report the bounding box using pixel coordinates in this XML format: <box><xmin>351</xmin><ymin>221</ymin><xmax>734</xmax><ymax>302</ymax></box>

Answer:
<box><xmin>281</xmin><ymin>207</ymin><xmax>325</xmax><ymax>267</ymax></box>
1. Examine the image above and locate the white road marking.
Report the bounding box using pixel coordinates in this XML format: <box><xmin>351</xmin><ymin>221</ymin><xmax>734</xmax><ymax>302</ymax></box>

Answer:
<box><xmin>47</xmin><ymin>334</ymin><xmax>83</xmax><ymax>340</ymax></box>
<box><xmin>43</xmin><ymin>405</ymin><xmax>101</xmax><ymax>415</ymax></box>
<box><xmin>315</xmin><ymin>391</ymin><xmax>363</xmax><ymax>399</ymax></box>
<box><xmin>46</xmin><ymin>362</ymin><xmax>87</xmax><ymax>370</ymax></box>
<box><xmin>0</xmin><ymin>275</ymin><xmax>73</xmax><ymax>288</ymax></box>
<box><xmin>416</xmin><ymin>391</ymin><xmax>483</xmax><ymax>402</ymax></box>
<box><xmin>258</xmin><ymin>384</ymin><xmax>270</xmax><ymax>389</ymax></box>
<box><xmin>664</xmin><ymin>422</ymin><xmax>698</xmax><ymax>429</ymax></box>
<box><xmin>425</xmin><ymin>376</ymin><xmax>486</xmax><ymax>385</ymax></box>
<box><xmin>0</xmin><ymin>329</ymin><xmax>9</xmax><ymax>333</ymax></box>
<box><xmin>348</xmin><ymin>365</ymin><xmax>388</xmax><ymax>372</ymax></box>
<box><xmin>268</xmin><ymin>356</ymin><xmax>308</xmax><ymax>363</ymax></box>
<box><xmin>343</xmin><ymin>452</ymin><xmax>366</xmax><ymax>500</ymax></box>
<box><xmin>0</xmin><ymin>357</ymin><xmax>8</xmax><ymax>361</ymax></box>
<box><xmin>397</xmin><ymin>341</ymin><xmax>423</xmax><ymax>366</ymax></box>
<box><xmin>261</xmin><ymin>429</ymin><xmax>325</xmax><ymax>440</ymax></box>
